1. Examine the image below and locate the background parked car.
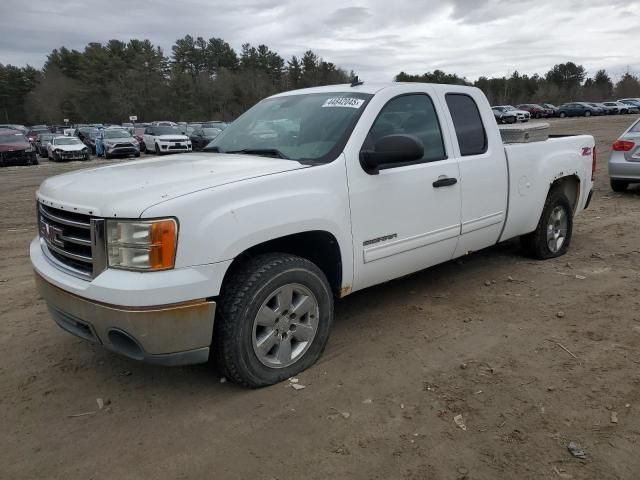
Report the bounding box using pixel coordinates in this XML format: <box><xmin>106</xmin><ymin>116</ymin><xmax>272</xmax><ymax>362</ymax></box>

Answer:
<box><xmin>0</xmin><ymin>124</ymin><xmax>27</xmax><ymax>133</ymax></box>
<box><xmin>540</xmin><ymin>103</ymin><xmax>559</xmax><ymax>117</ymax></box>
<box><xmin>589</xmin><ymin>102</ymin><xmax>616</xmax><ymax>115</ymax></box>
<box><xmin>102</xmin><ymin>128</ymin><xmax>140</xmax><ymax>159</ymax></box>
<box><xmin>558</xmin><ymin>102</ymin><xmax>601</xmax><ymax>117</ymax></box>
<box><xmin>143</xmin><ymin>125</ymin><xmax>192</xmax><ymax>155</ymax></box>
<box><xmin>47</xmin><ymin>136</ymin><xmax>91</xmax><ymax>162</ymax></box>
<box><xmin>76</xmin><ymin>127</ymin><xmax>98</xmax><ymax>153</ymax></box>
<box><xmin>189</xmin><ymin>125</ymin><xmax>223</xmax><ymax>150</ymax></box>
<box><xmin>492</xmin><ymin>105</ymin><xmax>530</xmax><ymax>122</ymax></box>
<box><xmin>491</xmin><ymin>107</ymin><xmax>517</xmax><ymax>124</ymax></box>
<box><xmin>0</xmin><ymin>128</ymin><xmax>38</xmax><ymax>166</ymax></box>
<box><xmin>132</xmin><ymin>127</ymin><xmax>146</xmax><ymax>152</ymax></box>
<box><xmin>619</xmin><ymin>99</ymin><xmax>640</xmax><ymax>110</ymax></box>
<box><xmin>516</xmin><ymin>104</ymin><xmax>548</xmax><ymax>118</ymax></box>
<box><xmin>35</xmin><ymin>133</ymin><xmax>55</xmax><ymax>157</ymax></box>
<box><xmin>26</xmin><ymin>127</ymin><xmax>50</xmax><ymax>143</ymax></box>
<box><xmin>609</xmin><ymin>117</ymin><xmax>640</xmax><ymax>192</ymax></box>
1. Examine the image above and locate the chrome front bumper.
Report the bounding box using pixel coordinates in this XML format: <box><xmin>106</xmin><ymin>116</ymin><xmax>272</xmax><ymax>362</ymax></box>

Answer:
<box><xmin>35</xmin><ymin>274</ymin><xmax>216</xmax><ymax>366</ymax></box>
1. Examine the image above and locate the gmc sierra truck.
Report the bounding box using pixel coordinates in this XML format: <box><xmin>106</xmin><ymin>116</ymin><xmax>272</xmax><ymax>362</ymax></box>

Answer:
<box><xmin>31</xmin><ymin>83</ymin><xmax>595</xmax><ymax>387</ymax></box>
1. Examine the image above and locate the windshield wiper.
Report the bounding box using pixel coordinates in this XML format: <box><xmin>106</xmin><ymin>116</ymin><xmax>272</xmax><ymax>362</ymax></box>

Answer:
<box><xmin>226</xmin><ymin>148</ymin><xmax>290</xmax><ymax>159</ymax></box>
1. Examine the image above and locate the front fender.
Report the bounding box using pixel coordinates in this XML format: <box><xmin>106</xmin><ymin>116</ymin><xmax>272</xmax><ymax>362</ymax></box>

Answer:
<box><xmin>143</xmin><ymin>157</ymin><xmax>354</xmax><ymax>292</ymax></box>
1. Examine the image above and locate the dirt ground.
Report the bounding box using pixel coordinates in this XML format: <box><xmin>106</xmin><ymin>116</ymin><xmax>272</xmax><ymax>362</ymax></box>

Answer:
<box><xmin>1</xmin><ymin>115</ymin><xmax>640</xmax><ymax>480</ymax></box>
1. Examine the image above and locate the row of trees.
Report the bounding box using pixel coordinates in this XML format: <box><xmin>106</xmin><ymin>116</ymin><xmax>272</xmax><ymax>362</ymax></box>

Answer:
<box><xmin>3</xmin><ymin>43</ymin><xmax>640</xmax><ymax>125</ymax></box>
<box><xmin>396</xmin><ymin>62</ymin><xmax>640</xmax><ymax>106</ymax></box>
<box><xmin>0</xmin><ymin>36</ymin><xmax>353</xmax><ymax>125</ymax></box>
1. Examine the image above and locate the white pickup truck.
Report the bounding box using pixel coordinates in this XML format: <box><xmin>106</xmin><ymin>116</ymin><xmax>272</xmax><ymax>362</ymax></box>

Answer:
<box><xmin>31</xmin><ymin>83</ymin><xmax>595</xmax><ymax>387</ymax></box>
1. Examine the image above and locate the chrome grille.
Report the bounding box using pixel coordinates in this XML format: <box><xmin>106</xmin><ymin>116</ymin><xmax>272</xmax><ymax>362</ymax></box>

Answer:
<box><xmin>38</xmin><ymin>202</ymin><xmax>106</xmax><ymax>279</ymax></box>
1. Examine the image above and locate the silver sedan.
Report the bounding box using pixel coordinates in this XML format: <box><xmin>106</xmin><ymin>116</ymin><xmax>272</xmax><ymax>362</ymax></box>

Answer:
<box><xmin>609</xmin><ymin>118</ymin><xmax>640</xmax><ymax>192</ymax></box>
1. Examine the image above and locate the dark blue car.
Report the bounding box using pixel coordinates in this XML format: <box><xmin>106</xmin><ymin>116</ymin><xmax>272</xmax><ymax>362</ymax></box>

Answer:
<box><xmin>557</xmin><ymin>102</ymin><xmax>603</xmax><ymax>118</ymax></box>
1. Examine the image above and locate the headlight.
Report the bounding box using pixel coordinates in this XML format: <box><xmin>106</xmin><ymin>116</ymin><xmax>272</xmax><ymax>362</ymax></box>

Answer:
<box><xmin>106</xmin><ymin>219</ymin><xmax>177</xmax><ymax>271</ymax></box>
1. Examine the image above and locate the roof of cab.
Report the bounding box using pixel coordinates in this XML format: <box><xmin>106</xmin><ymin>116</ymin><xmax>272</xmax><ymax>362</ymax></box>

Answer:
<box><xmin>271</xmin><ymin>82</ymin><xmax>479</xmax><ymax>98</ymax></box>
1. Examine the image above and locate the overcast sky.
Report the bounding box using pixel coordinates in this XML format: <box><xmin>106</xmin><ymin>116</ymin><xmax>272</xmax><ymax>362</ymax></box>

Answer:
<box><xmin>1</xmin><ymin>0</ymin><xmax>639</xmax><ymax>81</ymax></box>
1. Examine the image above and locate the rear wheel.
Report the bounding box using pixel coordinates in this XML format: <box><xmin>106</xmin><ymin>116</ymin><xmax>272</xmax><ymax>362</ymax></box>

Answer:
<box><xmin>214</xmin><ymin>253</ymin><xmax>334</xmax><ymax>388</ymax></box>
<box><xmin>521</xmin><ymin>189</ymin><xmax>573</xmax><ymax>259</ymax></box>
<box><xmin>559</xmin><ymin>112</ymin><xmax>566</xmax><ymax>118</ymax></box>
<box><xmin>610</xmin><ymin>179</ymin><xmax>629</xmax><ymax>192</ymax></box>
<box><xmin>584</xmin><ymin>110</ymin><xmax>591</xmax><ymax>117</ymax></box>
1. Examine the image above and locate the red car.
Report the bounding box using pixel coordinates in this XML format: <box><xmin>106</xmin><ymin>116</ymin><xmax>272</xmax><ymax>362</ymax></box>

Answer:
<box><xmin>516</xmin><ymin>104</ymin><xmax>549</xmax><ymax>119</ymax></box>
<box><xmin>0</xmin><ymin>128</ymin><xmax>38</xmax><ymax>166</ymax></box>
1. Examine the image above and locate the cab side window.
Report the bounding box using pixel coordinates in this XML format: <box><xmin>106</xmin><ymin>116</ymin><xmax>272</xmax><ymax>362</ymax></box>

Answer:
<box><xmin>445</xmin><ymin>93</ymin><xmax>487</xmax><ymax>156</ymax></box>
<box><xmin>363</xmin><ymin>94</ymin><xmax>446</xmax><ymax>164</ymax></box>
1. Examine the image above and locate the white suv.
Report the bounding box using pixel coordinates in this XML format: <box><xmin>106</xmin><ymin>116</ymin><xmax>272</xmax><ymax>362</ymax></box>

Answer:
<box><xmin>143</xmin><ymin>125</ymin><xmax>192</xmax><ymax>155</ymax></box>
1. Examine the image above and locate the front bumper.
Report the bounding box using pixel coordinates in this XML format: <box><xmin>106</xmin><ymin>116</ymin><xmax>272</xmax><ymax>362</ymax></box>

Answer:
<box><xmin>35</xmin><ymin>273</ymin><xmax>215</xmax><ymax>366</ymax></box>
<box><xmin>106</xmin><ymin>146</ymin><xmax>139</xmax><ymax>156</ymax></box>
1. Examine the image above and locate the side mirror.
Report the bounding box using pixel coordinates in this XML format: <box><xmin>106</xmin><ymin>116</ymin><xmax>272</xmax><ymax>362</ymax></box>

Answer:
<box><xmin>360</xmin><ymin>134</ymin><xmax>424</xmax><ymax>175</ymax></box>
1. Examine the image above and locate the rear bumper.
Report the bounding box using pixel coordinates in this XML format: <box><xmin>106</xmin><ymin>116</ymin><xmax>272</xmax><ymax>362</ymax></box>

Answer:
<box><xmin>35</xmin><ymin>273</ymin><xmax>215</xmax><ymax>366</ymax></box>
<box><xmin>609</xmin><ymin>154</ymin><xmax>640</xmax><ymax>181</ymax></box>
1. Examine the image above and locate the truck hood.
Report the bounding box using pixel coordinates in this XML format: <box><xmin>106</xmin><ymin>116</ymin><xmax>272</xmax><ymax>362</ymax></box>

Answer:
<box><xmin>37</xmin><ymin>153</ymin><xmax>310</xmax><ymax>217</ymax></box>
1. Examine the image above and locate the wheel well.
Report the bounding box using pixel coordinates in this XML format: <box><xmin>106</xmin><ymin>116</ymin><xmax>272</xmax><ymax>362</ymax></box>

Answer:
<box><xmin>223</xmin><ymin>231</ymin><xmax>343</xmax><ymax>297</ymax></box>
<box><xmin>550</xmin><ymin>175</ymin><xmax>580</xmax><ymax>212</ymax></box>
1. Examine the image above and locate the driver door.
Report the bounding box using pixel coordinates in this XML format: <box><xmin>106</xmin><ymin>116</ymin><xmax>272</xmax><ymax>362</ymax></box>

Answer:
<box><xmin>345</xmin><ymin>87</ymin><xmax>462</xmax><ymax>291</ymax></box>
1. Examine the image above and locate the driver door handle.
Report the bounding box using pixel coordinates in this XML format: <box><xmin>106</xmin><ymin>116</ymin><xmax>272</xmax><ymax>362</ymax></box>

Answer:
<box><xmin>432</xmin><ymin>177</ymin><xmax>458</xmax><ymax>188</ymax></box>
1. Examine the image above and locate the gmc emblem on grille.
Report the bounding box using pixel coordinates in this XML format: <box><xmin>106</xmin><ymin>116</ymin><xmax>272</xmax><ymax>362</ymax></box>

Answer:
<box><xmin>40</xmin><ymin>220</ymin><xmax>65</xmax><ymax>248</ymax></box>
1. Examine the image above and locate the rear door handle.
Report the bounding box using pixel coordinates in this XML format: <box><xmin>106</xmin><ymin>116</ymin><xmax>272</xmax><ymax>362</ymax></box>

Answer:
<box><xmin>432</xmin><ymin>177</ymin><xmax>458</xmax><ymax>188</ymax></box>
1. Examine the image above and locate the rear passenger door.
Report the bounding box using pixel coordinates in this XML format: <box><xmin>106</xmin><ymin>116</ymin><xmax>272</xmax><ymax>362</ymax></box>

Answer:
<box><xmin>440</xmin><ymin>90</ymin><xmax>508</xmax><ymax>257</ymax></box>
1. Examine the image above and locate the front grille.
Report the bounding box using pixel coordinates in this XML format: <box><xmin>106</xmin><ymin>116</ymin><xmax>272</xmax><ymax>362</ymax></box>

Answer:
<box><xmin>1</xmin><ymin>150</ymin><xmax>34</xmax><ymax>166</ymax></box>
<box><xmin>163</xmin><ymin>138</ymin><xmax>185</xmax><ymax>143</ymax></box>
<box><xmin>114</xmin><ymin>143</ymin><xmax>135</xmax><ymax>149</ymax></box>
<box><xmin>168</xmin><ymin>144</ymin><xmax>188</xmax><ymax>150</ymax></box>
<box><xmin>38</xmin><ymin>203</ymin><xmax>106</xmax><ymax>279</ymax></box>
<box><xmin>60</xmin><ymin>151</ymin><xmax>85</xmax><ymax>159</ymax></box>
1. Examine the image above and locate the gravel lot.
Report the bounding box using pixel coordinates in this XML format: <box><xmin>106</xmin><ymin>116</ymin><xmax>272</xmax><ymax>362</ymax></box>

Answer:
<box><xmin>2</xmin><ymin>116</ymin><xmax>640</xmax><ymax>480</ymax></box>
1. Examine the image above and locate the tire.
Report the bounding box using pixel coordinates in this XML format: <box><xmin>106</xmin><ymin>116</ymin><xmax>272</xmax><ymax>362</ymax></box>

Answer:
<box><xmin>584</xmin><ymin>110</ymin><xmax>591</xmax><ymax>117</ymax></box>
<box><xmin>104</xmin><ymin>151</ymin><xmax>111</xmax><ymax>159</ymax></box>
<box><xmin>155</xmin><ymin>143</ymin><xmax>161</xmax><ymax>155</ymax></box>
<box><xmin>521</xmin><ymin>189</ymin><xmax>573</xmax><ymax>260</ymax></box>
<box><xmin>140</xmin><ymin>142</ymin><xmax>146</xmax><ymax>153</ymax></box>
<box><xmin>30</xmin><ymin>153</ymin><xmax>39</xmax><ymax>166</ymax></box>
<box><xmin>214</xmin><ymin>253</ymin><xmax>334</xmax><ymax>388</ymax></box>
<box><xmin>610</xmin><ymin>179</ymin><xmax>629</xmax><ymax>192</ymax></box>
<box><xmin>135</xmin><ymin>152</ymin><xmax>140</xmax><ymax>158</ymax></box>
<box><xmin>559</xmin><ymin>112</ymin><xmax>566</xmax><ymax>118</ymax></box>
<box><xmin>507</xmin><ymin>116</ymin><xmax>516</xmax><ymax>124</ymax></box>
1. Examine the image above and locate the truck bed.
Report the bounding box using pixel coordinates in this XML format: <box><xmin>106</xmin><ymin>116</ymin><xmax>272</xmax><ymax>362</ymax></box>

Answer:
<box><xmin>500</xmin><ymin>134</ymin><xmax>594</xmax><ymax>242</ymax></box>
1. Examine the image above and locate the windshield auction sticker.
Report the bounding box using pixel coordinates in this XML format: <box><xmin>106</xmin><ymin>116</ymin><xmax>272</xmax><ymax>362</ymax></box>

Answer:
<box><xmin>322</xmin><ymin>97</ymin><xmax>365</xmax><ymax>108</ymax></box>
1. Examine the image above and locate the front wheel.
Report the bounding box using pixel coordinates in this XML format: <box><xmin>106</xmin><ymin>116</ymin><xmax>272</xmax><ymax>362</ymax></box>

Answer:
<box><xmin>155</xmin><ymin>143</ymin><xmax>161</xmax><ymax>155</ymax></box>
<box><xmin>521</xmin><ymin>189</ymin><xmax>573</xmax><ymax>259</ymax></box>
<box><xmin>559</xmin><ymin>112</ymin><xmax>566</xmax><ymax>118</ymax></box>
<box><xmin>214</xmin><ymin>253</ymin><xmax>334</xmax><ymax>388</ymax></box>
<box><xmin>611</xmin><ymin>179</ymin><xmax>629</xmax><ymax>192</ymax></box>
<box><xmin>585</xmin><ymin>110</ymin><xmax>591</xmax><ymax>117</ymax></box>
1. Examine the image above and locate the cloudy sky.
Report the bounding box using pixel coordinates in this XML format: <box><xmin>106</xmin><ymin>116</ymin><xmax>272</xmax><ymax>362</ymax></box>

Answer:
<box><xmin>1</xmin><ymin>0</ymin><xmax>639</xmax><ymax>81</ymax></box>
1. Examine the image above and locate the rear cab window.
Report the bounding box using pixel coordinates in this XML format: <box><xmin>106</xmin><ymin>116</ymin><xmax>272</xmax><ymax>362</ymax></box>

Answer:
<box><xmin>445</xmin><ymin>93</ymin><xmax>487</xmax><ymax>156</ymax></box>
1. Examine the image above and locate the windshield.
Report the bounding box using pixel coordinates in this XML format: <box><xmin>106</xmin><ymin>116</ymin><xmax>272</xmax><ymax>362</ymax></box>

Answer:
<box><xmin>0</xmin><ymin>133</ymin><xmax>27</xmax><ymax>143</ymax></box>
<box><xmin>205</xmin><ymin>92</ymin><xmax>372</xmax><ymax>162</ymax></box>
<box><xmin>55</xmin><ymin>137</ymin><xmax>82</xmax><ymax>145</ymax></box>
<box><xmin>155</xmin><ymin>126</ymin><xmax>181</xmax><ymax>135</ymax></box>
<box><xmin>104</xmin><ymin>129</ymin><xmax>131</xmax><ymax>139</ymax></box>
